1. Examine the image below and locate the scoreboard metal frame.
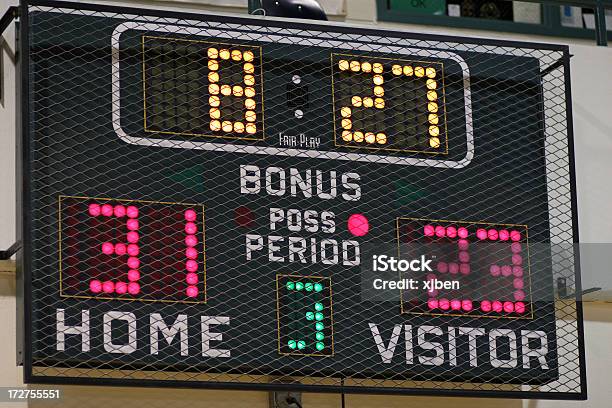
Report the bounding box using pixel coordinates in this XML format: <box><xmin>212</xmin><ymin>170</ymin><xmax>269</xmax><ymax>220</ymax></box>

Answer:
<box><xmin>15</xmin><ymin>0</ymin><xmax>586</xmax><ymax>400</ymax></box>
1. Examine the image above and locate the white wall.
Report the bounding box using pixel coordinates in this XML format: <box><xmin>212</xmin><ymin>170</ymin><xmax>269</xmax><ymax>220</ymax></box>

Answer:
<box><xmin>0</xmin><ymin>0</ymin><xmax>611</xmax><ymax>407</ymax></box>
<box><xmin>0</xmin><ymin>0</ymin><xmax>15</xmax><ymax>251</ymax></box>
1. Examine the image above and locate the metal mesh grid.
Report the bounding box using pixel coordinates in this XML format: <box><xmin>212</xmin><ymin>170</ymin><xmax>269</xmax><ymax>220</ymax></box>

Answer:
<box><xmin>20</xmin><ymin>0</ymin><xmax>585</xmax><ymax>399</ymax></box>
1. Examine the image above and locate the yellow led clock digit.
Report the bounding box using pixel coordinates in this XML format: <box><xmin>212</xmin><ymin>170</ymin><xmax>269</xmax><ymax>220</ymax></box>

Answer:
<box><xmin>207</xmin><ymin>47</ymin><xmax>258</xmax><ymax>135</ymax></box>
<box><xmin>332</xmin><ymin>54</ymin><xmax>446</xmax><ymax>154</ymax></box>
<box><xmin>142</xmin><ymin>37</ymin><xmax>264</xmax><ymax>141</ymax></box>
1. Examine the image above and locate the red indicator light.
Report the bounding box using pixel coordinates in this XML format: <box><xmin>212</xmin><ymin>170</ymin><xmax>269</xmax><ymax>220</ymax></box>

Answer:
<box><xmin>185</xmin><ymin>235</ymin><xmax>198</xmax><ymax>247</ymax></box>
<box><xmin>348</xmin><ymin>213</ymin><xmax>369</xmax><ymax>237</ymax></box>
<box><xmin>127</xmin><ymin>244</ymin><xmax>139</xmax><ymax>256</ymax></box>
<box><xmin>127</xmin><ymin>231</ymin><xmax>139</xmax><ymax>243</ymax></box>
<box><xmin>186</xmin><ymin>260</ymin><xmax>198</xmax><ymax>273</ymax></box>
<box><xmin>127</xmin><ymin>218</ymin><xmax>139</xmax><ymax>231</ymax></box>
<box><xmin>513</xmin><ymin>266</ymin><xmax>524</xmax><ymax>277</ymax></box>
<box><xmin>501</xmin><ymin>265</ymin><xmax>512</xmax><ymax>277</ymax></box>
<box><xmin>234</xmin><ymin>205</ymin><xmax>254</xmax><ymax>227</ymax></box>
<box><xmin>185</xmin><ymin>222</ymin><xmax>197</xmax><ymax>234</ymax></box>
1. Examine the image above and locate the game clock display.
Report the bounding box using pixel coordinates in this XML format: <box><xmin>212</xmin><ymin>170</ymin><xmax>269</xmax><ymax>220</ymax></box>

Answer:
<box><xmin>140</xmin><ymin>38</ymin><xmax>447</xmax><ymax>155</ymax></box>
<box><xmin>18</xmin><ymin>2</ymin><xmax>582</xmax><ymax>397</ymax></box>
<box><xmin>116</xmin><ymin>23</ymin><xmax>472</xmax><ymax>168</ymax></box>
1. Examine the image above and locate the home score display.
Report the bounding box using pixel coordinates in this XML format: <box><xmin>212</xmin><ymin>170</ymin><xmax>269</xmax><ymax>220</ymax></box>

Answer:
<box><xmin>20</xmin><ymin>4</ymin><xmax>572</xmax><ymax>393</ymax></box>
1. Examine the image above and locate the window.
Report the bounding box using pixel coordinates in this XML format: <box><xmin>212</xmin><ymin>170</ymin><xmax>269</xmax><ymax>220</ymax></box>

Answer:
<box><xmin>376</xmin><ymin>0</ymin><xmax>612</xmax><ymax>43</ymax></box>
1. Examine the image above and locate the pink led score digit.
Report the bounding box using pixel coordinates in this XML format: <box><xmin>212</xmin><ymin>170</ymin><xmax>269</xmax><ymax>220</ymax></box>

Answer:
<box><xmin>61</xmin><ymin>197</ymin><xmax>206</xmax><ymax>303</ymax></box>
<box><xmin>184</xmin><ymin>209</ymin><xmax>200</xmax><ymax>298</ymax></box>
<box><xmin>423</xmin><ymin>222</ymin><xmax>527</xmax><ymax>315</ymax></box>
<box><xmin>481</xmin><ymin>227</ymin><xmax>526</xmax><ymax>313</ymax></box>
<box><xmin>87</xmin><ymin>203</ymin><xmax>204</xmax><ymax>299</ymax></box>
<box><xmin>88</xmin><ymin>203</ymin><xmax>141</xmax><ymax>296</ymax></box>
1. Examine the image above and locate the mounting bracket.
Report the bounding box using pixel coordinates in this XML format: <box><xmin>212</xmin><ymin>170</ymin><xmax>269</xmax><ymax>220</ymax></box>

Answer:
<box><xmin>0</xmin><ymin>6</ymin><xmax>18</xmax><ymax>37</ymax></box>
<box><xmin>0</xmin><ymin>240</ymin><xmax>21</xmax><ymax>260</ymax></box>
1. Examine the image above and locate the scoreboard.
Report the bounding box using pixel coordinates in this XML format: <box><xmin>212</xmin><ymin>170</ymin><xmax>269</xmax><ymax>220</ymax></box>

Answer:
<box><xmin>18</xmin><ymin>0</ymin><xmax>585</xmax><ymax>399</ymax></box>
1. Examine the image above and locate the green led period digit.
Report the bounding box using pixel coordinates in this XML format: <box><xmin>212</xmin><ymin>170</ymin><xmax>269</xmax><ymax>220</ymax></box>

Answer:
<box><xmin>301</xmin><ymin>282</ymin><xmax>326</xmax><ymax>351</ymax></box>
<box><xmin>278</xmin><ymin>276</ymin><xmax>332</xmax><ymax>356</ymax></box>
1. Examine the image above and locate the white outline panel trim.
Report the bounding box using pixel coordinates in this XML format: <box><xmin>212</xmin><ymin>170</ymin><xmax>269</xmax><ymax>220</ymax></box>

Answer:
<box><xmin>111</xmin><ymin>21</ymin><xmax>474</xmax><ymax>169</ymax></box>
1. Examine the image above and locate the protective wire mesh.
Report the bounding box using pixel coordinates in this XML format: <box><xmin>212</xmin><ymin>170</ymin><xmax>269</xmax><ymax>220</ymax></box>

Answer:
<box><xmin>21</xmin><ymin>1</ymin><xmax>584</xmax><ymax>398</ymax></box>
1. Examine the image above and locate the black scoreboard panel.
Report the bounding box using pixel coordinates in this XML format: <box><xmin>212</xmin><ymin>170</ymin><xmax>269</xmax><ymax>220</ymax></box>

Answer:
<box><xmin>19</xmin><ymin>1</ymin><xmax>585</xmax><ymax>398</ymax></box>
